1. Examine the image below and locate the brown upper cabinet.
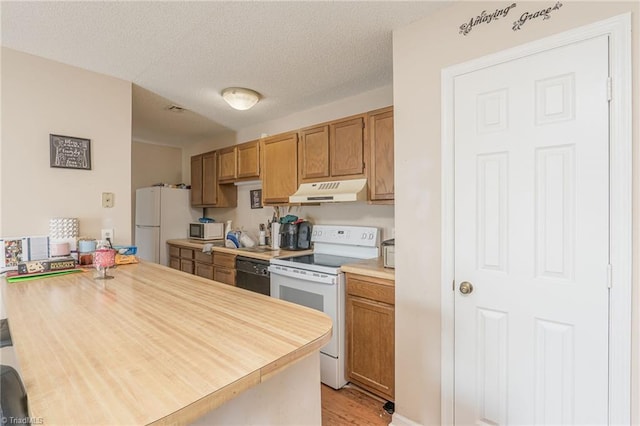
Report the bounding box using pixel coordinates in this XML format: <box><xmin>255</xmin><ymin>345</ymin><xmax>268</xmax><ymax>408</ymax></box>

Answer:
<box><xmin>190</xmin><ymin>154</ymin><xmax>204</xmax><ymax>206</ymax></box>
<box><xmin>217</xmin><ymin>140</ymin><xmax>261</xmax><ymax>183</ymax></box>
<box><xmin>217</xmin><ymin>146</ymin><xmax>237</xmax><ymax>183</ymax></box>
<box><xmin>190</xmin><ymin>106</ymin><xmax>393</xmax><ymax>206</ymax></box>
<box><xmin>261</xmin><ymin>132</ymin><xmax>299</xmax><ymax>205</ymax></box>
<box><xmin>191</xmin><ymin>151</ymin><xmax>237</xmax><ymax>208</ymax></box>
<box><xmin>298</xmin><ymin>125</ymin><xmax>330</xmax><ymax>181</ymax></box>
<box><xmin>298</xmin><ymin>114</ymin><xmax>367</xmax><ymax>184</ymax></box>
<box><xmin>330</xmin><ymin>115</ymin><xmax>366</xmax><ymax>178</ymax></box>
<box><xmin>236</xmin><ymin>140</ymin><xmax>260</xmax><ymax>180</ymax></box>
<box><xmin>368</xmin><ymin>106</ymin><xmax>394</xmax><ymax>202</ymax></box>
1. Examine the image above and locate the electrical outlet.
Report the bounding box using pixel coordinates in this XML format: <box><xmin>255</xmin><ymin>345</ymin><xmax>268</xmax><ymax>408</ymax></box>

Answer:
<box><xmin>101</xmin><ymin>228</ymin><xmax>114</xmax><ymax>242</ymax></box>
<box><xmin>102</xmin><ymin>192</ymin><xmax>114</xmax><ymax>208</ymax></box>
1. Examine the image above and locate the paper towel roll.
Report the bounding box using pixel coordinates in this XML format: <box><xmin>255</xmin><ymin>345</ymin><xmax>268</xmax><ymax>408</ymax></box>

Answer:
<box><xmin>271</xmin><ymin>222</ymin><xmax>280</xmax><ymax>250</ymax></box>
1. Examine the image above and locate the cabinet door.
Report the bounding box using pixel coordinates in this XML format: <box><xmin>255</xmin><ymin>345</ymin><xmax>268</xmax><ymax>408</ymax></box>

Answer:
<box><xmin>212</xmin><ymin>252</ymin><xmax>236</xmax><ymax>268</ymax></box>
<box><xmin>214</xmin><ymin>267</ymin><xmax>236</xmax><ymax>286</ymax></box>
<box><xmin>299</xmin><ymin>125</ymin><xmax>330</xmax><ymax>182</ymax></box>
<box><xmin>195</xmin><ymin>262</ymin><xmax>214</xmax><ymax>280</ymax></box>
<box><xmin>368</xmin><ymin>107</ymin><xmax>394</xmax><ymax>201</ymax></box>
<box><xmin>190</xmin><ymin>155</ymin><xmax>203</xmax><ymax>206</ymax></box>
<box><xmin>202</xmin><ymin>151</ymin><xmax>218</xmax><ymax>205</ymax></box>
<box><xmin>180</xmin><ymin>259</ymin><xmax>194</xmax><ymax>274</ymax></box>
<box><xmin>346</xmin><ymin>295</ymin><xmax>395</xmax><ymax>401</ymax></box>
<box><xmin>330</xmin><ymin>115</ymin><xmax>366</xmax><ymax>178</ymax></box>
<box><xmin>218</xmin><ymin>146</ymin><xmax>237</xmax><ymax>182</ymax></box>
<box><xmin>237</xmin><ymin>140</ymin><xmax>260</xmax><ymax>179</ymax></box>
<box><xmin>168</xmin><ymin>245</ymin><xmax>180</xmax><ymax>258</ymax></box>
<box><xmin>194</xmin><ymin>251</ymin><xmax>213</xmax><ymax>264</ymax></box>
<box><xmin>261</xmin><ymin>132</ymin><xmax>299</xmax><ymax>204</ymax></box>
<box><xmin>169</xmin><ymin>257</ymin><xmax>180</xmax><ymax>270</ymax></box>
<box><xmin>179</xmin><ymin>248</ymin><xmax>194</xmax><ymax>259</ymax></box>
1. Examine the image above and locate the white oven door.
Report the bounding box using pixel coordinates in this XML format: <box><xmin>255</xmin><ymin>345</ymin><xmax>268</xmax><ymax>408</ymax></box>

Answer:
<box><xmin>269</xmin><ymin>264</ymin><xmax>340</xmax><ymax>358</ymax></box>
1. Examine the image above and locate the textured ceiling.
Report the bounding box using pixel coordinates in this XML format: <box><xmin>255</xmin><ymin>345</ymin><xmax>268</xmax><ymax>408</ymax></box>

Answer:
<box><xmin>1</xmin><ymin>1</ymin><xmax>449</xmax><ymax>147</ymax></box>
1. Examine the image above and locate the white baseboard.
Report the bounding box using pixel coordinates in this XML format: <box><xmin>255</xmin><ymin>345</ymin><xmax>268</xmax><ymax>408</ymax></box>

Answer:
<box><xmin>391</xmin><ymin>412</ymin><xmax>422</xmax><ymax>426</ymax></box>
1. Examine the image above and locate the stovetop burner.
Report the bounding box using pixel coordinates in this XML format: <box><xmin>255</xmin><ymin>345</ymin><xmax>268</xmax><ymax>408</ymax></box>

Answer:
<box><xmin>277</xmin><ymin>253</ymin><xmax>365</xmax><ymax>271</ymax></box>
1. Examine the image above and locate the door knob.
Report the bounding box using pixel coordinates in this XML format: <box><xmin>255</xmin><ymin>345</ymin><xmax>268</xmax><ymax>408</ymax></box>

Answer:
<box><xmin>459</xmin><ymin>281</ymin><xmax>474</xmax><ymax>295</ymax></box>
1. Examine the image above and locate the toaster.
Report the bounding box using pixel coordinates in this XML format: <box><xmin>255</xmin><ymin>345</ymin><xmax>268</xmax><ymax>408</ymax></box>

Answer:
<box><xmin>382</xmin><ymin>239</ymin><xmax>395</xmax><ymax>269</ymax></box>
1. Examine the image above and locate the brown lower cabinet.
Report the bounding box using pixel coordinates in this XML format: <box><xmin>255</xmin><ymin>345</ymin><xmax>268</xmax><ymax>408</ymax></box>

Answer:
<box><xmin>212</xmin><ymin>252</ymin><xmax>236</xmax><ymax>286</ymax></box>
<box><xmin>345</xmin><ymin>273</ymin><xmax>395</xmax><ymax>402</ymax></box>
<box><xmin>168</xmin><ymin>243</ymin><xmax>236</xmax><ymax>286</ymax></box>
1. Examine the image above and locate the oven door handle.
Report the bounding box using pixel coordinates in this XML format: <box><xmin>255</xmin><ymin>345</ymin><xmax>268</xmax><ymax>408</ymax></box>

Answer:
<box><xmin>268</xmin><ymin>265</ymin><xmax>337</xmax><ymax>285</ymax></box>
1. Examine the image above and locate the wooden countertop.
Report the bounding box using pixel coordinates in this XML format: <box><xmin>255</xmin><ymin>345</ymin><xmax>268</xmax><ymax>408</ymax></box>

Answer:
<box><xmin>167</xmin><ymin>239</ymin><xmax>312</xmax><ymax>261</ymax></box>
<box><xmin>341</xmin><ymin>257</ymin><xmax>395</xmax><ymax>281</ymax></box>
<box><xmin>2</xmin><ymin>262</ymin><xmax>331</xmax><ymax>425</ymax></box>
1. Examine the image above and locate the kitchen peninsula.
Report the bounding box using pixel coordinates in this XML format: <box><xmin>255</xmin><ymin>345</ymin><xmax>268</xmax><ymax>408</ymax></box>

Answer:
<box><xmin>2</xmin><ymin>262</ymin><xmax>332</xmax><ymax>425</ymax></box>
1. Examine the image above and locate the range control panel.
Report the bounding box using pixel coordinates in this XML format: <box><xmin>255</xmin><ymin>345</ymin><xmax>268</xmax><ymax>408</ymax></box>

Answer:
<box><xmin>311</xmin><ymin>225</ymin><xmax>379</xmax><ymax>247</ymax></box>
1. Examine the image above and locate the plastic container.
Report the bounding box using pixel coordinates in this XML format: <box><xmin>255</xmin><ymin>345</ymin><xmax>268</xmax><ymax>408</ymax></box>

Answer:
<box><xmin>114</xmin><ymin>246</ymin><xmax>137</xmax><ymax>255</ymax></box>
<box><xmin>240</xmin><ymin>232</ymin><xmax>256</xmax><ymax>248</ymax></box>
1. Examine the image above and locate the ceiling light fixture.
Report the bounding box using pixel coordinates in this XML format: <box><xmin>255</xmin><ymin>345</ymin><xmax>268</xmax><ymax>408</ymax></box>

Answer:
<box><xmin>221</xmin><ymin>87</ymin><xmax>261</xmax><ymax>111</ymax></box>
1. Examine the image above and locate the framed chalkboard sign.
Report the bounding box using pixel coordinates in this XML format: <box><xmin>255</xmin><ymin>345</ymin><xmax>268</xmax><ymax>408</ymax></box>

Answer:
<box><xmin>49</xmin><ymin>134</ymin><xmax>91</xmax><ymax>170</ymax></box>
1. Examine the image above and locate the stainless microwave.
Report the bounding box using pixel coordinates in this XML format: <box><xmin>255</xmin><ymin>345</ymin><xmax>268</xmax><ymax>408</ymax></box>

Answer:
<box><xmin>189</xmin><ymin>222</ymin><xmax>224</xmax><ymax>240</ymax></box>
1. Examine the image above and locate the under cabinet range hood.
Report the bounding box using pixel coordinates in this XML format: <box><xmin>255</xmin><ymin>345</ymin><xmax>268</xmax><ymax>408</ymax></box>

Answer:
<box><xmin>289</xmin><ymin>178</ymin><xmax>368</xmax><ymax>203</ymax></box>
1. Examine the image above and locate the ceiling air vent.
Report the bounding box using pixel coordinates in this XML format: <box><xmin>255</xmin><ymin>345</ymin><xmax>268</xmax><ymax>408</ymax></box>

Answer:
<box><xmin>166</xmin><ymin>104</ymin><xmax>186</xmax><ymax>113</ymax></box>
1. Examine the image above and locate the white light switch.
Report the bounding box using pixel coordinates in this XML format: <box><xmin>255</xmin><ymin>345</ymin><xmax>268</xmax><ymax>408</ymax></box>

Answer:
<box><xmin>102</xmin><ymin>192</ymin><xmax>114</xmax><ymax>208</ymax></box>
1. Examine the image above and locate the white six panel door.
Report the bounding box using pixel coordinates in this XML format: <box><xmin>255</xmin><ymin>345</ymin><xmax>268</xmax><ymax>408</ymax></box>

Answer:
<box><xmin>454</xmin><ymin>35</ymin><xmax>610</xmax><ymax>425</ymax></box>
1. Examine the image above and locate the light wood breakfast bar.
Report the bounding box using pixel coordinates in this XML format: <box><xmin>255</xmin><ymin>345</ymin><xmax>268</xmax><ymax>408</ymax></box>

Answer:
<box><xmin>2</xmin><ymin>261</ymin><xmax>332</xmax><ymax>425</ymax></box>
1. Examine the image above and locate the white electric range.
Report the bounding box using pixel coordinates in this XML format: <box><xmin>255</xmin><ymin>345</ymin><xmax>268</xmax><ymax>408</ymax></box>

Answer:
<box><xmin>269</xmin><ymin>224</ymin><xmax>380</xmax><ymax>389</ymax></box>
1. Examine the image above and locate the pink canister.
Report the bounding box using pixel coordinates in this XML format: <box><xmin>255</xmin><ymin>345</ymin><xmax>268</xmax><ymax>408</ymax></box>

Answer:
<box><xmin>93</xmin><ymin>249</ymin><xmax>116</xmax><ymax>269</ymax></box>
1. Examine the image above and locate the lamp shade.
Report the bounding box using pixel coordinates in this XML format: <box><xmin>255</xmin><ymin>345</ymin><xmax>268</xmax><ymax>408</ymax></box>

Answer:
<box><xmin>221</xmin><ymin>87</ymin><xmax>260</xmax><ymax>110</ymax></box>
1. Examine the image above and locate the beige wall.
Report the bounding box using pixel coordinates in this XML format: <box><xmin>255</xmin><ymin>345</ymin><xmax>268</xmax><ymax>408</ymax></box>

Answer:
<box><xmin>131</xmin><ymin>141</ymin><xmax>182</xmax><ymax>190</ymax></box>
<box><xmin>236</xmin><ymin>85</ymin><xmax>393</xmax><ymax>142</ymax></box>
<box><xmin>184</xmin><ymin>85</ymin><xmax>396</xmax><ymax>240</ymax></box>
<box><xmin>393</xmin><ymin>2</ymin><xmax>638</xmax><ymax>424</ymax></box>
<box><xmin>131</xmin><ymin>141</ymin><xmax>183</xmax><ymax>240</ymax></box>
<box><xmin>1</xmin><ymin>47</ymin><xmax>132</xmax><ymax>244</ymax></box>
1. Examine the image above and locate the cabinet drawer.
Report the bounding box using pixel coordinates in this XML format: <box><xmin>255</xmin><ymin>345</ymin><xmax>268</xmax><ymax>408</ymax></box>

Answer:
<box><xmin>169</xmin><ymin>257</ymin><xmax>180</xmax><ymax>270</ymax></box>
<box><xmin>346</xmin><ymin>274</ymin><xmax>394</xmax><ymax>305</ymax></box>
<box><xmin>180</xmin><ymin>259</ymin><xmax>194</xmax><ymax>274</ymax></box>
<box><xmin>194</xmin><ymin>251</ymin><xmax>213</xmax><ymax>264</ymax></box>
<box><xmin>169</xmin><ymin>246</ymin><xmax>180</xmax><ymax>258</ymax></box>
<box><xmin>195</xmin><ymin>263</ymin><xmax>214</xmax><ymax>280</ymax></box>
<box><xmin>214</xmin><ymin>267</ymin><xmax>236</xmax><ymax>286</ymax></box>
<box><xmin>180</xmin><ymin>248</ymin><xmax>194</xmax><ymax>259</ymax></box>
<box><xmin>213</xmin><ymin>252</ymin><xmax>236</xmax><ymax>268</ymax></box>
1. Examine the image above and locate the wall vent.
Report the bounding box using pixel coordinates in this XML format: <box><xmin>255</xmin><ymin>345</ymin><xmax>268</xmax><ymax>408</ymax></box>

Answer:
<box><xmin>166</xmin><ymin>104</ymin><xmax>186</xmax><ymax>113</ymax></box>
<box><xmin>318</xmin><ymin>182</ymin><xmax>340</xmax><ymax>190</ymax></box>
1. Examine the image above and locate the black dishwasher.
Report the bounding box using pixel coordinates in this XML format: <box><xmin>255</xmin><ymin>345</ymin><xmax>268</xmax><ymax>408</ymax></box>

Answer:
<box><xmin>235</xmin><ymin>256</ymin><xmax>270</xmax><ymax>296</ymax></box>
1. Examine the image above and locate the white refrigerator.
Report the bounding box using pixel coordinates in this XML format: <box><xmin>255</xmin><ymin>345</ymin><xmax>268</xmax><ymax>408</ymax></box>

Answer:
<box><xmin>135</xmin><ymin>187</ymin><xmax>199</xmax><ymax>265</ymax></box>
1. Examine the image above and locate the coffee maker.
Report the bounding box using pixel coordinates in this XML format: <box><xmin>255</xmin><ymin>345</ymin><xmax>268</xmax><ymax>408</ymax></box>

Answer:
<box><xmin>279</xmin><ymin>222</ymin><xmax>312</xmax><ymax>250</ymax></box>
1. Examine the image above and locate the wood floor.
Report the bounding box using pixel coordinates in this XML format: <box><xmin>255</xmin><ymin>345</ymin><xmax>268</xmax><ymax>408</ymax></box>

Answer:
<box><xmin>321</xmin><ymin>384</ymin><xmax>392</xmax><ymax>426</ymax></box>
